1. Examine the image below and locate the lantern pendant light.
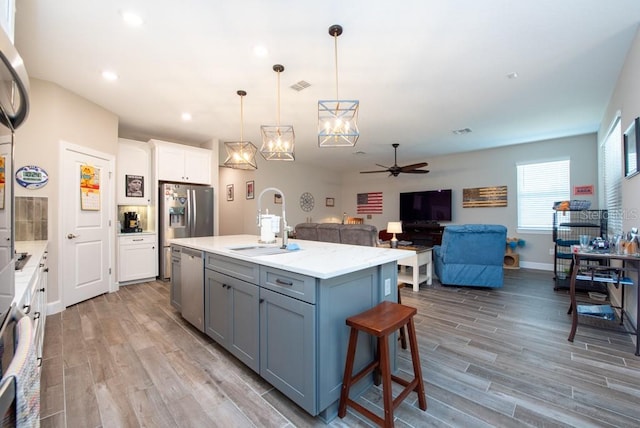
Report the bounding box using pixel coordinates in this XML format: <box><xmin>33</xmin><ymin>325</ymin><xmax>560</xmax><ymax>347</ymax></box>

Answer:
<box><xmin>224</xmin><ymin>90</ymin><xmax>258</xmax><ymax>170</ymax></box>
<box><xmin>260</xmin><ymin>64</ymin><xmax>295</xmax><ymax>161</ymax></box>
<box><xmin>318</xmin><ymin>24</ymin><xmax>360</xmax><ymax>147</ymax></box>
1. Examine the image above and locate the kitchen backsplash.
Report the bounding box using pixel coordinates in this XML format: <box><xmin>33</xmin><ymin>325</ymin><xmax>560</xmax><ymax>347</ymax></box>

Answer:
<box><xmin>117</xmin><ymin>205</ymin><xmax>149</xmax><ymax>231</ymax></box>
<box><xmin>15</xmin><ymin>196</ymin><xmax>48</xmax><ymax>241</ymax></box>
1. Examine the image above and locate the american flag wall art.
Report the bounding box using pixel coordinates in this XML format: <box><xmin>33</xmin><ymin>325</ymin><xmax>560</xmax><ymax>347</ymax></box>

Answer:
<box><xmin>357</xmin><ymin>192</ymin><xmax>383</xmax><ymax>214</ymax></box>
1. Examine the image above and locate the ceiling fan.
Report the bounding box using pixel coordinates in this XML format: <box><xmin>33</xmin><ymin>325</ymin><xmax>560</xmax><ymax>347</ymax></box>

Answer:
<box><xmin>360</xmin><ymin>143</ymin><xmax>429</xmax><ymax>177</ymax></box>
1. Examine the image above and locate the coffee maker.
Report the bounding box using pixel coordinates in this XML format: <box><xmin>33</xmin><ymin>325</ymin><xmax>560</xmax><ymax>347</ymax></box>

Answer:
<box><xmin>123</xmin><ymin>211</ymin><xmax>142</xmax><ymax>233</ymax></box>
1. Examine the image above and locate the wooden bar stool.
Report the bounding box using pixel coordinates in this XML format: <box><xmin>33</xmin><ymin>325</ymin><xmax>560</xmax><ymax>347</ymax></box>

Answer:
<box><xmin>338</xmin><ymin>301</ymin><xmax>427</xmax><ymax>427</ymax></box>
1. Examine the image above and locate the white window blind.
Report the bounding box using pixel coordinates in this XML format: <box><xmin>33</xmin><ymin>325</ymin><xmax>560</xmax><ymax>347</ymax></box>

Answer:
<box><xmin>601</xmin><ymin>117</ymin><xmax>622</xmax><ymax>236</ymax></box>
<box><xmin>517</xmin><ymin>159</ymin><xmax>570</xmax><ymax>230</ymax></box>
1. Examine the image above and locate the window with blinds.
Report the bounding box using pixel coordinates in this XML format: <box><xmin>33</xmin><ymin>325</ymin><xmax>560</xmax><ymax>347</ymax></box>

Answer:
<box><xmin>600</xmin><ymin>117</ymin><xmax>622</xmax><ymax>235</ymax></box>
<box><xmin>517</xmin><ymin>159</ymin><xmax>570</xmax><ymax>230</ymax></box>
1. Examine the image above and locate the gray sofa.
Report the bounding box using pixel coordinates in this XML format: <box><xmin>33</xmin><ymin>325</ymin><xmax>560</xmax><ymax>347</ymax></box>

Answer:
<box><xmin>295</xmin><ymin>223</ymin><xmax>378</xmax><ymax>247</ymax></box>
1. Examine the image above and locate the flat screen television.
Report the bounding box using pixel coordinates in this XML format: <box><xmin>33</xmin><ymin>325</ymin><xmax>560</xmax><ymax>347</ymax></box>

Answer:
<box><xmin>399</xmin><ymin>189</ymin><xmax>452</xmax><ymax>223</ymax></box>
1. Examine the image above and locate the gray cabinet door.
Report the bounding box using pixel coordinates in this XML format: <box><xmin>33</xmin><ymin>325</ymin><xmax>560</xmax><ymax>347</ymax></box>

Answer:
<box><xmin>170</xmin><ymin>246</ymin><xmax>182</xmax><ymax>310</ymax></box>
<box><xmin>205</xmin><ymin>269</ymin><xmax>260</xmax><ymax>373</ymax></box>
<box><xmin>204</xmin><ymin>269</ymin><xmax>229</xmax><ymax>346</ymax></box>
<box><xmin>260</xmin><ymin>287</ymin><xmax>316</xmax><ymax>415</ymax></box>
<box><xmin>228</xmin><ymin>278</ymin><xmax>260</xmax><ymax>373</ymax></box>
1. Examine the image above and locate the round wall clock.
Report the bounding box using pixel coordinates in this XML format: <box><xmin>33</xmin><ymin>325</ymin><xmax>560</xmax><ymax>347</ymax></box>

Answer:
<box><xmin>299</xmin><ymin>192</ymin><xmax>315</xmax><ymax>212</ymax></box>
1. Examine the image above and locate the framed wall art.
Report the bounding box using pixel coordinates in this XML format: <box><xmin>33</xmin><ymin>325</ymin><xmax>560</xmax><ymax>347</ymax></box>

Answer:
<box><xmin>624</xmin><ymin>117</ymin><xmax>640</xmax><ymax>178</ymax></box>
<box><xmin>246</xmin><ymin>180</ymin><xmax>254</xmax><ymax>199</ymax></box>
<box><xmin>226</xmin><ymin>184</ymin><xmax>234</xmax><ymax>201</ymax></box>
<box><xmin>326</xmin><ymin>197</ymin><xmax>334</xmax><ymax>207</ymax></box>
<box><xmin>125</xmin><ymin>174</ymin><xmax>144</xmax><ymax>197</ymax></box>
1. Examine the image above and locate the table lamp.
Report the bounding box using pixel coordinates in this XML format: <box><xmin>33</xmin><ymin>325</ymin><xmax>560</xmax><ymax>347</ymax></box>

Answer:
<box><xmin>387</xmin><ymin>221</ymin><xmax>403</xmax><ymax>248</ymax></box>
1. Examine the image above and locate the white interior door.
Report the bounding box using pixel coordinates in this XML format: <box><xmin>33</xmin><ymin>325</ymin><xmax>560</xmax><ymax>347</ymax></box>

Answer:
<box><xmin>61</xmin><ymin>142</ymin><xmax>114</xmax><ymax>307</ymax></box>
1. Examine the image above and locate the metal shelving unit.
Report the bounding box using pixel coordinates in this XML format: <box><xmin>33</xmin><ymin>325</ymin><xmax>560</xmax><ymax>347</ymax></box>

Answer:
<box><xmin>553</xmin><ymin>209</ymin><xmax>608</xmax><ymax>290</ymax></box>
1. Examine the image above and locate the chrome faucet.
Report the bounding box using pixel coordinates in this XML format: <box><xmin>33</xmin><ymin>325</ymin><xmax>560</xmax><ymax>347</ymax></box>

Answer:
<box><xmin>257</xmin><ymin>187</ymin><xmax>288</xmax><ymax>248</ymax></box>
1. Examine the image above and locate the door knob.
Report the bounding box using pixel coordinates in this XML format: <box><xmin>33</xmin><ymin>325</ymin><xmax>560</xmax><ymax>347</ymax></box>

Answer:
<box><xmin>67</xmin><ymin>233</ymin><xmax>78</xmax><ymax>239</ymax></box>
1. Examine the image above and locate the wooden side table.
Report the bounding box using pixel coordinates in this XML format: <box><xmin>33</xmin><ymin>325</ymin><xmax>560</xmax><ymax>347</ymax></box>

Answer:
<box><xmin>397</xmin><ymin>246</ymin><xmax>433</xmax><ymax>291</ymax></box>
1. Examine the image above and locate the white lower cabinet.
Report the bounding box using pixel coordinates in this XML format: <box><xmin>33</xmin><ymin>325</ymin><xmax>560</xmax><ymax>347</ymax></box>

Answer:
<box><xmin>18</xmin><ymin>245</ymin><xmax>48</xmax><ymax>369</ymax></box>
<box><xmin>118</xmin><ymin>234</ymin><xmax>158</xmax><ymax>284</ymax></box>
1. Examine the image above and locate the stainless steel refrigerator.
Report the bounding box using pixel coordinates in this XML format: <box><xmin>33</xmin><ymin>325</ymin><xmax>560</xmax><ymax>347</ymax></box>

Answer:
<box><xmin>159</xmin><ymin>182</ymin><xmax>214</xmax><ymax>280</ymax></box>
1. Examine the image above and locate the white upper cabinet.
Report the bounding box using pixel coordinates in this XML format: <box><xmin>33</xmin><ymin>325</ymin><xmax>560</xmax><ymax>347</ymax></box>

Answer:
<box><xmin>152</xmin><ymin>139</ymin><xmax>211</xmax><ymax>185</ymax></box>
<box><xmin>117</xmin><ymin>138</ymin><xmax>152</xmax><ymax>205</ymax></box>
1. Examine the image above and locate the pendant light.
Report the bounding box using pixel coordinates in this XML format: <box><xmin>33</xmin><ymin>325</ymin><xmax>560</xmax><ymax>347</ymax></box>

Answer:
<box><xmin>318</xmin><ymin>24</ymin><xmax>360</xmax><ymax>147</ymax></box>
<box><xmin>224</xmin><ymin>90</ymin><xmax>258</xmax><ymax>170</ymax></box>
<box><xmin>260</xmin><ymin>64</ymin><xmax>295</xmax><ymax>161</ymax></box>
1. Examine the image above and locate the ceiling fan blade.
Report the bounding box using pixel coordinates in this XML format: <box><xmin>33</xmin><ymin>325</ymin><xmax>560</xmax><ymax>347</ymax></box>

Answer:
<box><xmin>399</xmin><ymin>162</ymin><xmax>428</xmax><ymax>171</ymax></box>
<box><xmin>362</xmin><ymin>143</ymin><xmax>429</xmax><ymax>177</ymax></box>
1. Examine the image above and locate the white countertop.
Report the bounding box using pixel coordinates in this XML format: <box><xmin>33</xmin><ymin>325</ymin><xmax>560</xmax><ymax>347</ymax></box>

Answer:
<box><xmin>169</xmin><ymin>235</ymin><xmax>412</xmax><ymax>279</ymax></box>
<box><xmin>118</xmin><ymin>231</ymin><xmax>156</xmax><ymax>237</ymax></box>
<box><xmin>14</xmin><ymin>240</ymin><xmax>48</xmax><ymax>306</ymax></box>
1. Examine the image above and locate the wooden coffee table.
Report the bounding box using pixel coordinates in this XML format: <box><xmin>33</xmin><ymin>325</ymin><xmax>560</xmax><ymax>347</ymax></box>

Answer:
<box><xmin>396</xmin><ymin>245</ymin><xmax>433</xmax><ymax>291</ymax></box>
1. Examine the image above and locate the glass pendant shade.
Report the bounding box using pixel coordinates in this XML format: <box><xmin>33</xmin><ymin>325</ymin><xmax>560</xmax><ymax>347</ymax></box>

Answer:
<box><xmin>318</xmin><ymin>24</ymin><xmax>360</xmax><ymax>147</ymax></box>
<box><xmin>260</xmin><ymin>64</ymin><xmax>295</xmax><ymax>160</ymax></box>
<box><xmin>224</xmin><ymin>90</ymin><xmax>258</xmax><ymax>170</ymax></box>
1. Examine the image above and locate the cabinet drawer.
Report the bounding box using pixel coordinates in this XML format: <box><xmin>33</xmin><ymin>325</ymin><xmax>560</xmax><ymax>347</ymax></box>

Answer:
<box><xmin>260</xmin><ymin>267</ymin><xmax>316</xmax><ymax>304</ymax></box>
<box><xmin>206</xmin><ymin>253</ymin><xmax>259</xmax><ymax>284</ymax></box>
<box><xmin>120</xmin><ymin>235</ymin><xmax>156</xmax><ymax>245</ymax></box>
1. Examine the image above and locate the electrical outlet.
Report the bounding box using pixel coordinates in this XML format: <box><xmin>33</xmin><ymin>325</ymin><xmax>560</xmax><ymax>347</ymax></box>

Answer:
<box><xmin>384</xmin><ymin>278</ymin><xmax>391</xmax><ymax>296</ymax></box>
<box><xmin>549</xmin><ymin>248</ymin><xmax>554</xmax><ymax>255</ymax></box>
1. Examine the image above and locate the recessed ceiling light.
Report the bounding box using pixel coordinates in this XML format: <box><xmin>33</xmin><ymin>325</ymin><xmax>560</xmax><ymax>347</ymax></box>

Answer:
<box><xmin>101</xmin><ymin>70</ymin><xmax>118</xmax><ymax>81</ymax></box>
<box><xmin>507</xmin><ymin>72</ymin><xmax>518</xmax><ymax>79</ymax></box>
<box><xmin>253</xmin><ymin>45</ymin><xmax>268</xmax><ymax>57</ymax></box>
<box><xmin>181</xmin><ymin>112</ymin><xmax>192</xmax><ymax>121</ymax></box>
<box><xmin>120</xmin><ymin>11</ymin><xmax>144</xmax><ymax>27</ymax></box>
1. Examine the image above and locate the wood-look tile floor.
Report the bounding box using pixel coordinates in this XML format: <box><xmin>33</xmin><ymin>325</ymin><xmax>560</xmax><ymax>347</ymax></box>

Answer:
<box><xmin>40</xmin><ymin>269</ymin><xmax>640</xmax><ymax>427</ymax></box>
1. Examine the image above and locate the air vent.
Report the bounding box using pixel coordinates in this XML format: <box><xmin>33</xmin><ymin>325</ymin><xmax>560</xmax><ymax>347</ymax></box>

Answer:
<box><xmin>290</xmin><ymin>80</ymin><xmax>311</xmax><ymax>91</ymax></box>
<box><xmin>452</xmin><ymin>128</ymin><xmax>472</xmax><ymax>135</ymax></box>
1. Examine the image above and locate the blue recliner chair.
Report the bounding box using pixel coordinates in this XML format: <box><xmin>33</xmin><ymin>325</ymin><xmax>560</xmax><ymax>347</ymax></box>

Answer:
<box><xmin>433</xmin><ymin>224</ymin><xmax>507</xmax><ymax>288</ymax></box>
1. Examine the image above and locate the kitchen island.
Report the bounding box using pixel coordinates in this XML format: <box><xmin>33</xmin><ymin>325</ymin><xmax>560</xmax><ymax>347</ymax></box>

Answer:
<box><xmin>169</xmin><ymin>234</ymin><xmax>411</xmax><ymax>422</ymax></box>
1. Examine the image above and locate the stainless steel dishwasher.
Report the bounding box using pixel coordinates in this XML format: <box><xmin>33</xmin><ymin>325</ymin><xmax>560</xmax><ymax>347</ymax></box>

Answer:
<box><xmin>180</xmin><ymin>247</ymin><xmax>204</xmax><ymax>332</ymax></box>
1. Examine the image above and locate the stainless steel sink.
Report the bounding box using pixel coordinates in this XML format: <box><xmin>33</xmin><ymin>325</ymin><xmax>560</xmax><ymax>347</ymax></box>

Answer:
<box><xmin>228</xmin><ymin>246</ymin><xmax>290</xmax><ymax>257</ymax></box>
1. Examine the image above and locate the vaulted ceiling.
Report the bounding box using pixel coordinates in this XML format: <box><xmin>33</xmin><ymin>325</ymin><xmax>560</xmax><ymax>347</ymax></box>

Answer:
<box><xmin>14</xmin><ymin>0</ymin><xmax>640</xmax><ymax>172</ymax></box>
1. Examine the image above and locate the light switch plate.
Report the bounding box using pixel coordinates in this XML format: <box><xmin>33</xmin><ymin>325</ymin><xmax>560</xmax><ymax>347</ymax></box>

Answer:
<box><xmin>384</xmin><ymin>278</ymin><xmax>391</xmax><ymax>296</ymax></box>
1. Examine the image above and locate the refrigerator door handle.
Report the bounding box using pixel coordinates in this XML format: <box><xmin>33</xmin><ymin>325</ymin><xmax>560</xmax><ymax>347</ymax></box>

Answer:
<box><xmin>192</xmin><ymin>189</ymin><xmax>197</xmax><ymax>235</ymax></box>
<box><xmin>186</xmin><ymin>189</ymin><xmax>193</xmax><ymax>236</ymax></box>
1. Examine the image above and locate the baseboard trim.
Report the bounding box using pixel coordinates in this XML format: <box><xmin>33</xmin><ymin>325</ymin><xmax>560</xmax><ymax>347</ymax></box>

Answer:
<box><xmin>46</xmin><ymin>299</ymin><xmax>65</xmax><ymax>315</ymax></box>
<box><xmin>520</xmin><ymin>261</ymin><xmax>553</xmax><ymax>271</ymax></box>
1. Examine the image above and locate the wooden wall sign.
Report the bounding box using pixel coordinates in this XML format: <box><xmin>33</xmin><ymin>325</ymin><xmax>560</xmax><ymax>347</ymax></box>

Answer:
<box><xmin>463</xmin><ymin>185</ymin><xmax>507</xmax><ymax>208</ymax></box>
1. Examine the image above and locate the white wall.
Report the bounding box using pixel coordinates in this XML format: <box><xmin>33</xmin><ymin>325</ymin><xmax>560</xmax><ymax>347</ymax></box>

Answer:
<box><xmin>599</xmin><ymin>25</ymin><xmax>640</xmax><ymax>328</ymax></box>
<box><xmin>339</xmin><ymin>133</ymin><xmax>598</xmax><ymax>269</ymax></box>
<box><xmin>218</xmin><ymin>160</ymin><xmax>344</xmax><ymax>236</ymax></box>
<box><xmin>217</xmin><ymin>133</ymin><xmax>598</xmax><ymax>270</ymax></box>
<box><xmin>14</xmin><ymin>78</ymin><xmax>119</xmax><ymax>307</ymax></box>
